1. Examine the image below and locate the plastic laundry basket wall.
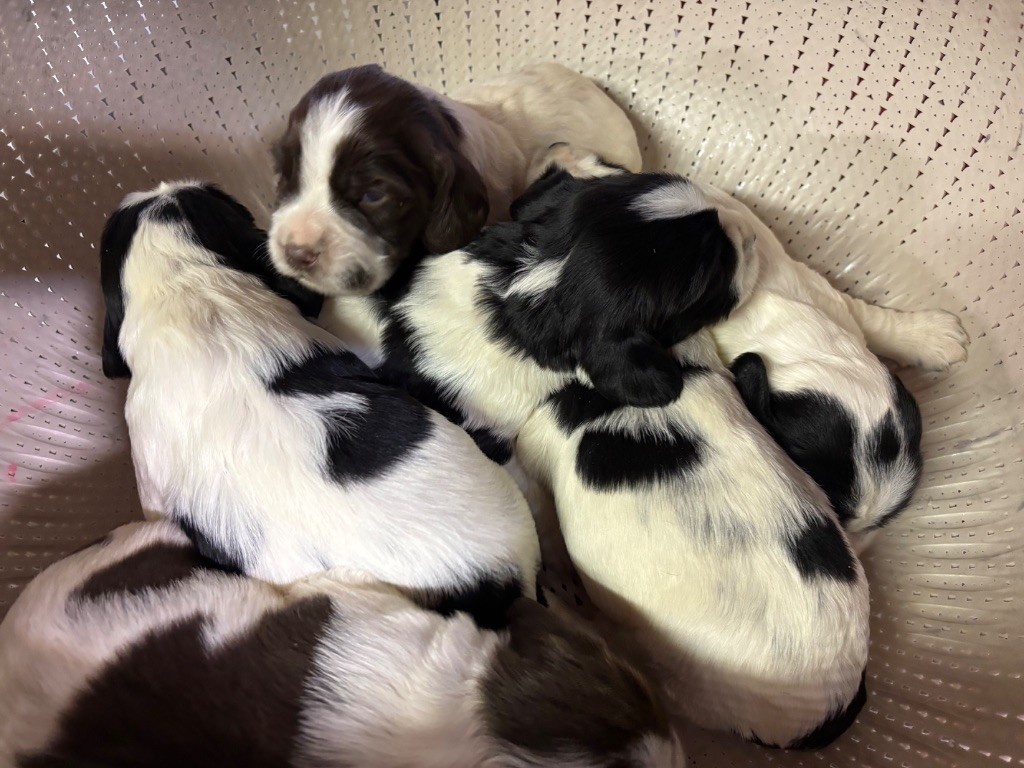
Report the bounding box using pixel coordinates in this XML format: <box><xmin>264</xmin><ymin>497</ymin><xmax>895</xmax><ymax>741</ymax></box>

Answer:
<box><xmin>1</xmin><ymin>1</ymin><xmax>1021</xmax><ymax>765</ymax></box>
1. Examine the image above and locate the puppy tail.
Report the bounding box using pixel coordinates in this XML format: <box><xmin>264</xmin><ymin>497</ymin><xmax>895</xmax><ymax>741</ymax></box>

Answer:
<box><xmin>730</xmin><ymin>352</ymin><xmax>774</xmax><ymax>422</ymax></box>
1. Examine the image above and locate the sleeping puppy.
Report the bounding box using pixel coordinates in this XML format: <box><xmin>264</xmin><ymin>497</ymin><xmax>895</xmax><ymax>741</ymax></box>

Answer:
<box><xmin>268</xmin><ymin>62</ymin><xmax>642</xmax><ymax>297</ymax></box>
<box><xmin>99</xmin><ymin>181</ymin><xmax>540</xmax><ymax>628</ymax></box>
<box><xmin>310</xmin><ymin>172</ymin><xmax>870</xmax><ymax>748</ymax></box>
<box><xmin>536</xmin><ymin>145</ymin><xmax>969</xmax><ymax>550</ymax></box>
<box><xmin>0</xmin><ymin>521</ymin><xmax>684</xmax><ymax>767</ymax></box>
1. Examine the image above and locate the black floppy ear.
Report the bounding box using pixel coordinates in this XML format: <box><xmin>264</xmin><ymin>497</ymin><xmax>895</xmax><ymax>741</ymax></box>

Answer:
<box><xmin>102</xmin><ymin>314</ymin><xmax>131</xmax><ymax>379</ymax></box>
<box><xmin>730</xmin><ymin>352</ymin><xmax>774</xmax><ymax>423</ymax></box>
<box><xmin>424</xmin><ymin>148</ymin><xmax>489</xmax><ymax>253</ymax></box>
<box><xmin>509</xmin><ymin>167</ymin><xmax>575</xmax><ymax>222</ymax></box>
<box><xmin>175</xmin><ymin>185</ymin><xmax>324</xmax><ymax>319</ymax></box>
<box><xmin>98</xmin><ymin>202</ymin><xmax>147</xmax><ymax>379</ymax></box>
<box><xmin>581</xmin><ymin>332</ymin><xmax>684</xmax><ymax>408</ymax></box>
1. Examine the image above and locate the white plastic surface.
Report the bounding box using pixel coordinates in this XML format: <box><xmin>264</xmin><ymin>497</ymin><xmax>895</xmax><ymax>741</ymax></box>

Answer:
<box><xmin>1</xmin><ymin>2</ymin><xmax>1021</xmax><ymax>765</ymax></box>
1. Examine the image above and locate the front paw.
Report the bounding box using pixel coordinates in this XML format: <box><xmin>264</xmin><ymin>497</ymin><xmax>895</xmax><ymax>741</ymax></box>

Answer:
<box><xmin>899</xmin><ymin>309</ymin><xmax>970</xmax><ymax>371</ymax></box>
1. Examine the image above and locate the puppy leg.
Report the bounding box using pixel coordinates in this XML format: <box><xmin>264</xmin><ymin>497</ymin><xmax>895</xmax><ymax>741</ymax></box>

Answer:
<box><xmin>527</xmin><ymin>143</ymin><xmax>627</xmax><ymax>184</ymax></box>
<box><xmin>840</xmin><ymin>293</ymin><xmax>969</xmax><ymax>371</ymax></box>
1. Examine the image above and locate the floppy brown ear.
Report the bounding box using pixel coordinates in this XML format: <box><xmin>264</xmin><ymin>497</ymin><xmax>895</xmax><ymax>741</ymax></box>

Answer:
<box><xmin>423</xmin><ymin>147</ymin><xmax>489</xmax><ymax>254</ymax></box>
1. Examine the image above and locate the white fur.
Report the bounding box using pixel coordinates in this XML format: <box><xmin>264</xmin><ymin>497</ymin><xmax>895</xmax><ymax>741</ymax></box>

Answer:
<box><xmin>631</xmin><ymin>179</ymin><xmax>712</xmax><ymax>221</ymax></box>
<box><xmin>0</xmin><ymin>521</ymin><xmax>681</xmax><ymax>767</ymax></box>
<box><xmin>117</xmin><ymin>184</ymin><xmax>540</xmax><ymax>597</ymax></box>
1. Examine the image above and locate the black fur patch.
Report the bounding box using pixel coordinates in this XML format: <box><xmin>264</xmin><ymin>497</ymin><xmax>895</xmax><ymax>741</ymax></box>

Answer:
<box><xmin>471</xmin><ymin>171</ymin><xmax>742</xmax><ymax>408</ymax></box>
<box><xmin>867</xmin><ymin>372</ymin><xmax>923</xmax><ymax>530</ymax></box>
<box><xmin>547</xmin><ymin>380</ymin><xmax>623</xmax><ymax>434</ymax></box>
<box><xmin>72</xmin><ymin>542</ymin><xmax>235</xmax><ymax>603</ymax></box>
<box><xmin>785</xmin><ymin>513</ymin><xmax>859</xmax><ymax>584</ymax></box>
<box><xmin>19</xmin><ymin>596</ymin><xmax>333</xmax><ymax>768</ymax></box>
<box><xmin>176</xmin><ymin>516</ymin><xmax>247</xmax><ymax>576</ymax></box>
<box><xmin>464</xmin><ymin>426</ymin><xmax>514</xmax><ymax>465</ymax></box>
<box><xmin>788</xmin><ymin>670</ymin><xmax>868</xmax><ymax>749</ymax></box>
<box><xmin>419</xmin><ymin>575</ymin><xmax>524</xmax><ymax>631</ymax></box>
<box><xmin>731</xmin><ymin>352</ymin><xmax>858</xmax><ymax>525</ymax></box>
<box><xmin>99</xmin><ymin>199</ymin><xmax>151</xmax><ymax>379</ymax></box>
<box><xmin>269</xmin><ymin>345</ymin><xmax>433</xmax><ymax>483</ymax></box>
<box><xmin>481</xmin><ymin>598</ymin><xmax>669</xmax><ymax>761</ymax></box>
<box><xmin>575</xmin><ymin>424</ymin><xmax>704</xmax><ymax>492</ymax></box>
<box><xmin>374</xmin><ymin>300</ymin><xmax>512</xmax><ymax>464</ymax></box>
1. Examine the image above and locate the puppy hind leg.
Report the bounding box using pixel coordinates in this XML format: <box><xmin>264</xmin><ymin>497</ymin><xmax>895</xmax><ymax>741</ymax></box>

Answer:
<box><xmin>840</xmin><ymin>293</ymin><xmax>969</xmax><ymax>371</ymax></box>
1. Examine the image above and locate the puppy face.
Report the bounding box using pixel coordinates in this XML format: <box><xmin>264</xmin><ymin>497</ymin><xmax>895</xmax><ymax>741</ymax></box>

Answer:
<box><xmin>269</xmin><ymin>65</ymin><xmax>489</xmax><ymax>297</ymax></box>
<box><xmin>99</xmin><ymin>182</ymin><xmax>322</xmax><ymax>378</ymax></box>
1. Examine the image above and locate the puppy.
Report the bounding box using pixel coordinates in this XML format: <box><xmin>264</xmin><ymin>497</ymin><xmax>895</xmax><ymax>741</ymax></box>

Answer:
<box><xmin>0</xmin><ymin>520</ymin><xmax>684</xmax><ymax>767</ymax></box>
<box><xmin>316</xmin><ymin>171</ymin><xmax>870</xmax><ymax>747</ymax></box>
<box><xmin>269</xmin><ymin>62</ymin><xmax>642</xmax><ymax>296</ymax></box>
<box><xmin>538</xmin><ymin>145</ymin><xmax>968</xmax><ymax>550</ymax></box>
<box><xmin>99</xmin><ymin>181</ymin><xmax>540</xmax><ymax>627</ymax></box>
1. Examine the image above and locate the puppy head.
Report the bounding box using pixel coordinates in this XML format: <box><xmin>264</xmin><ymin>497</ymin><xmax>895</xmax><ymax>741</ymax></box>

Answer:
<box><xmin>269</xmin><ymin>65</ymin><xmax>488</xmax><ymax>297</ymax></box>
<box><xmin>99</xmin><ymin>181</ymin><xmax>322</xmax><ymax>378</ymax></box>
<box><xmin>511</xmin><ymin>171</ymin><xmax>747</xmax><ymax>406</ymax></box>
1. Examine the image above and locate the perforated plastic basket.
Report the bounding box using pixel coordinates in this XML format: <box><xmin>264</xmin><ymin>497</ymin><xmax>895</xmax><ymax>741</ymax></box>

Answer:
<box><xmin>1</xmin><ymin>2</ymin><xmax>1021</xmax><ymax>765</ymax></box>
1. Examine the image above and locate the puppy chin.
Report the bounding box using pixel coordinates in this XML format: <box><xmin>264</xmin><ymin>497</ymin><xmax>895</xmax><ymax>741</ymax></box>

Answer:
<box><xmin>302</xmin><ymin>255</ymin><xmax>392</xmax><ymax>297</ymax></box>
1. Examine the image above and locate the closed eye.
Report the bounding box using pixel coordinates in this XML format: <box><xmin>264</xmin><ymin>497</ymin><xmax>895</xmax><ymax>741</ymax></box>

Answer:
<box><xmin>360</xmin><ymin>185</ymin><xmax>388</xmax><ymax>206</ymax></box>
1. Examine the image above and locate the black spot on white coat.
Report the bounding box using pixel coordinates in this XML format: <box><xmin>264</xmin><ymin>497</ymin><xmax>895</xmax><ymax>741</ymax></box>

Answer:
<box><xmin>269</xmin><ymin>345</ymin><xmax>433</xmax><ymax>483</ymax></box>
<box><xmin>576</xmin><ymin>425</ymin><xmax>704</xmax><ymax>492</ymax></box>
<box><xmin>785</xmin><ymin>513</ymin><xmax>859</xmax><ymax>584</ymax></box>
<box><xmin>731</xmin><ymin>352</ymin><xmax>858</xmax><ymax>523</ymax></box>
<box><xmin>416</xmin><ymin>574</ymin><xmax>524</xmax><ymax>631</ymax></box>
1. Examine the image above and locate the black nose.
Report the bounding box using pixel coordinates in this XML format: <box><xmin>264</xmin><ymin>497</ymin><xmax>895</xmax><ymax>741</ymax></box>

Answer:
<box><xmin>285</xmin><ymin>244</ymin><xmax>320</xmax><ymax>271</ymax></box>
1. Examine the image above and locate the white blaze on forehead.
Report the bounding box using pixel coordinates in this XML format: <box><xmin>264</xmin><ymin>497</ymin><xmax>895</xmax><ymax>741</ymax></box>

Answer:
<box><xmin>299</xmin><ymin>92</ymin><xmax>363</xmax><ymax>200</ymax></box>
<box><xmin>631</xmin><ymin>179</ymin><xmax>712</xmax><ymax>221</ymax></box>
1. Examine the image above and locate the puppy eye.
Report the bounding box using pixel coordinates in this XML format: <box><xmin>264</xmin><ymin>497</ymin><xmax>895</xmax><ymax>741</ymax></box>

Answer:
<box><xmin>360</xmin><ymin>186</ymin><xmax>388</xmax><ymax>205</ymax></box>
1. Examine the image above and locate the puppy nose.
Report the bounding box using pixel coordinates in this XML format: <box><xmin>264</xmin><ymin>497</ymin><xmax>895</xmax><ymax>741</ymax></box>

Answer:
<box><xmin>284</xmin><ymin>243</ymin><xmax>320</xmax><ymax>271</ymax></box>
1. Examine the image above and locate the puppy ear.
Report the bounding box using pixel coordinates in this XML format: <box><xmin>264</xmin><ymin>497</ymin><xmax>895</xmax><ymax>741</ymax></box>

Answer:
<box><xmin>101</xmin><ymin>314</ymin><xmax>131</xmax><ymax>379</ymax></box>
<box><xmin>98</xmin><ymin>203</ymin><xmax>145</xmax><ymax>379</ymax></box>
<box><xmin>730</xmin><ymin>352</ymin><xmax>774</xmax><ymax>421</ymax></box>
<box><xmin>582</xmin><ymin>333</ymin><xmax>684</xmax><ymax>408</ymax></box>
<box><xmin>423</xmin><ymin>147</ymin><xmax>489</xmax><ymax>254</ymax></box>
<box><xmin>510</xmin><ymin>167</ymin><xmax>575</xmax><ymax>222</ymax></box>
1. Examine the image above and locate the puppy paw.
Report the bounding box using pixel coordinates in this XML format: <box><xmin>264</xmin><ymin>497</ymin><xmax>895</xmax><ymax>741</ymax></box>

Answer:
<box><xmin>897</xmin><ymin>309</ymin><xmax>969</xmax><ymax>371</ymax></box>
<box><xmin>527</xmin><ymin>143</ymin><xmax>625</xmax><ymax>184</ymax></box>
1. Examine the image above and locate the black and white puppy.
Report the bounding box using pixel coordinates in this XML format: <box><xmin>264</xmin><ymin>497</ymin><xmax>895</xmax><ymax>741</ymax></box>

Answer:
<box><xmin>0</xmin><ymin>521</ymin><xmax>684</xmax><ymax>767</ymax></box>
<box><xmin>268</xmin><ymin>62</ymin><xmax>642</xmax><ymax>296</ymax></box>
<box><xmin>534</xmin><ymin>145</ymin><xmax>969</xmax><ymax>550</ymax></box>
<box><xmin>311</xmin><ymin>172</ymin><xmax>870</xmax><ymax>748</ymax></box>
<box><xmin>99</xmin><ymin>182</ymin><xmax>540</xmax><ymax>627</ymax></box>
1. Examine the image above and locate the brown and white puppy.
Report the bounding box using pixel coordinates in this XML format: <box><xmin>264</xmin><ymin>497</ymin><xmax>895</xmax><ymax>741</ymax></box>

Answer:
<box><xmin>0</xmin><ymin>521</ymin><xmax>684</xmax><ymax>767</ymax></box>
<box><xmin>269</xmin><ymin>62</ymin><xmax>642</xmax><ymax>296</ymax></box>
